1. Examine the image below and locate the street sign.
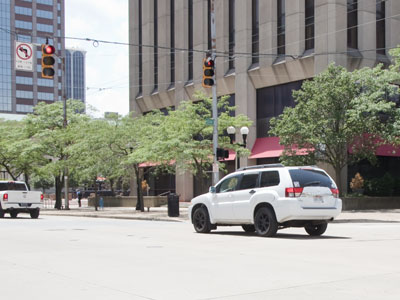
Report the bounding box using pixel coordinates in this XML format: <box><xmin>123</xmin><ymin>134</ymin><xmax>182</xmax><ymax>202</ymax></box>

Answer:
<box><xmin>206</xmin><ymin>118</ymin><xmax>214</xmax><ymax>125</ymax></box>
<box><xmin>15</xmin><ymin>41</ymin><xmax>33</xmax><ymax>72</ymax></box>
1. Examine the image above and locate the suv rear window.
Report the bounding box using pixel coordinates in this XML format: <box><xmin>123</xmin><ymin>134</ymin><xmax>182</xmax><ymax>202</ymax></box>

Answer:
<box><xmin>289</xmin><ymin>169</ymin><xmax>334</xmax><ymax>188</ymax></box>
<box><xmin>0</xmin><ymin>182</ymin><xmax>27</xmax><ymax>191</ymax></box>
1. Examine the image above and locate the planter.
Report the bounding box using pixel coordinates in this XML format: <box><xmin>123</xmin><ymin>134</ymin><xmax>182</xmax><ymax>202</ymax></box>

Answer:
<box><xmin>342</xmin><ymin>196</ymin><xmax>400</xmax><ymax>210</ymax></box>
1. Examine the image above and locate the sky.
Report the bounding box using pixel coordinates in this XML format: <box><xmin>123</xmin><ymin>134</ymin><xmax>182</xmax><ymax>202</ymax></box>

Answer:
<box><xmin>65</xmin><ymin>0</ymin><xmax>129</xmax><ymax>118</ymax></box>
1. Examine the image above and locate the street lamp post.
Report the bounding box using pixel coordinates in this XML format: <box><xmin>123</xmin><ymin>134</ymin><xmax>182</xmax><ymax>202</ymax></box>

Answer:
<box><xmin>227</xmin><ymin>126</ymin><xmax>249</xmax><ymax>170</ymax></box>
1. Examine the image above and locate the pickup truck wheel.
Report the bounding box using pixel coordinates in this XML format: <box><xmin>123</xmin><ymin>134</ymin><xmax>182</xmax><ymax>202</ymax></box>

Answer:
<box><xmin>30</xmin><ymin>209</ymin><xmax>40</xmax><ymax>219</ymax></box>
<box><xmin>305</xmin><ymin>223</ymin><xmax>328</xmax><ymax>236</ymax></box>
<box><xmin>242</xmin><ymin>225</ymin><xmax>255</xmax><ymax>232</ymax></box>
<box><xmin>10</xmin><ymin>211</ymin><xmax>18</xmax><ymax>218</ymax></box>
<box><xmin>193</xmin><ymin>206</ymin><xmax>211</xmax><ymax>233</ymax></box>
<box><xmin>254</xmin><ymin>207</ymin><xmax>278</xmax><ymax>237</ymax></box>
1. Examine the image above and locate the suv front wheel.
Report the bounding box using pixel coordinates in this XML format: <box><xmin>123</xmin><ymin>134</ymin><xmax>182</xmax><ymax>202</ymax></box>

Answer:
<box><xmin>192</xmin><ymin>206</ymin><xmax>211</xmax><ymax>233</ymax></box>
<box><xmin>254</xmin><ymin>207</ymin><xmax>278</xmax><ymax>237</ymax></box>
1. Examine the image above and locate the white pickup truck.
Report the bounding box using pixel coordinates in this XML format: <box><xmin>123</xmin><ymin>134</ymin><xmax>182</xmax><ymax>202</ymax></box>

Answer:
<box><xmin>0</xmin><ymin>181</ymin><xmax>43</xmax><ymax>219</ymax></box>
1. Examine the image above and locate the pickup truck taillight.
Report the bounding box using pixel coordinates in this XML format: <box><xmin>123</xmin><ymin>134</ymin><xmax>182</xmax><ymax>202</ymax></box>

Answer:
<box><xmin>40</xmin><ymin>194</ymin><xmax>44</xmax><ymax>202</ymax></box>
<box><xmin>3</xmin><ymin>193</ymin><xmax>8</xmax><ymax>201</ymax></box>
<box><xmin>285</xmin><ymin>187</ymin><xmax>303</xmax><ymax>197</ymax></box>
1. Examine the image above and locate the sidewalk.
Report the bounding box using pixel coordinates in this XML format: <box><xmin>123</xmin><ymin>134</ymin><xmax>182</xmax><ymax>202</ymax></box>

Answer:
<box><xmin>41</xmin><ymin>199</ymin><xmax>400</xmax><ymax>223</ymax></box>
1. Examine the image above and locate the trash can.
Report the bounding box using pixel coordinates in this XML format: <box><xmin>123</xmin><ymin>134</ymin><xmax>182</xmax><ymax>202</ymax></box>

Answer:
<box><xmin>167</xmin><ymin>193</ymin><xmax>180</xmax><ymax>217</ymax></box>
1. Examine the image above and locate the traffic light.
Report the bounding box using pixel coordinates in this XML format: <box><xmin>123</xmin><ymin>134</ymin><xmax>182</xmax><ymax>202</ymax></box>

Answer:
<box><xmin>216</xmin><ymin>148</ymin><xmax>229</xmax><ymax>160</ymax></box>
<box><xmin>202</xmin><ymin>57</ymin><xmax>215</xmax><ymax>88</ymax></box>
<box><xmin>41</xmin><ymin>44</ymin><xmax>55</xmax><ymax>79</ymax></box>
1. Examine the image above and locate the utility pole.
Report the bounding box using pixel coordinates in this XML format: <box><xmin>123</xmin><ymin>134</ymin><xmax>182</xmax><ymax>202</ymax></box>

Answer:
<box><xmin>62</xmin><ymin>56</ymin><xmax>69</xmax><ymax>210</ymax></box>
<box><xmin>210</xmin><ymin>0</ymin><xmax>219</xmax><ymax>185</ymax></box>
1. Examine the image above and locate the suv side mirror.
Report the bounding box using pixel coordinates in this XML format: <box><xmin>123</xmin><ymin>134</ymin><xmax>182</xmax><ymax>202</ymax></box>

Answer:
<box><xmin>209</xmin><ymin>186</ymin><xmax>216</xmax><ymax>193</ymax></box>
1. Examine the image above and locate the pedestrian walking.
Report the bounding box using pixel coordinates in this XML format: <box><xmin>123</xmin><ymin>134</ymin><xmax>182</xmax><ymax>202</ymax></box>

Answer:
<box><xmin>77</xmin><ymin>190</ymin><xmax>82</xmax><ymax>207</ymax></box>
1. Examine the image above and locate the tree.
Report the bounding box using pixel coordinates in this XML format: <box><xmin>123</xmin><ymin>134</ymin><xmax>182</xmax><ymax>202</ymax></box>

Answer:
<box><xmin>153</xmin><ymin>92</ymin><xmax>252</xmax><ymax>192</ymax></box>
<box><xmin>23</xmin><ymin>100</ymin><xmax>88</xmax><ymax>209</ymax></box>
<box><xmin>269</xmin><ymin>63</ymin><xmax>400</xmax><ymax>194</ymax></box>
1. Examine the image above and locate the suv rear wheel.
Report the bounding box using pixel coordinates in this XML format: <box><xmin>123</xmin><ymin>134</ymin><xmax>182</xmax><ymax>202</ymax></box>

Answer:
<box><xmin>254</xmin><ymin>207</ymin><xmax>278</xmax><ymax>237</ymax></box>
<box><xmin>305</xmin><ymin>223</ymin><xmax>328</xmax><ymax>236</ymax></box>
<box><xmin>30</xmin><ymin>209</ymin><xmax>40</xmax><ymax>219</ymax></box>
<box><xmin>192</xmin><ymin>206</ymin><xmax>211</xmax><ymax>233</ymax></box>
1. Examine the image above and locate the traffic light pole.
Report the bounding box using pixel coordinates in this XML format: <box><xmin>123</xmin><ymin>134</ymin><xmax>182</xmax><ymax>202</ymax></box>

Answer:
<box><xmin>210</xmin><ymin>0</ymin><xmax>219</xmax><ymax>186</ymax></box>
<box><xmin>62</xmin><ymin>56</ymin><xmax>69</xmax><ymax>210</ymax></box>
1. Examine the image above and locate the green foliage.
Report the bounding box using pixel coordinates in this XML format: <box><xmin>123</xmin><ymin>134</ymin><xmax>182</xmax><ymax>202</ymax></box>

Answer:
<box><xmin>269</xmin><ymin>63</ymin><xmax>400</xmax><ymax>192</ymax></box>
<box><xmin>364</xmin><ymin>173</ymin><xmax>395</xmax><ymax>197</ymax></box>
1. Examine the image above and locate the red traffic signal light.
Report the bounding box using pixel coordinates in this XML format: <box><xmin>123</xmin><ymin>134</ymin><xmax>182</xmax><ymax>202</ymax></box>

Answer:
<box><xmin>43</xmin><ymin>45</ymin><xmax>55</xmax><ymax>55</ymax></box>
<box><xmin>41</xmin><ymin>44</ymin><xmax>55</xmax><ymax>78</ymax></box>
<box><xmin>202</xmin><ymin>57</ymin><xmax>215</xmax><ymax>88</ymax></box>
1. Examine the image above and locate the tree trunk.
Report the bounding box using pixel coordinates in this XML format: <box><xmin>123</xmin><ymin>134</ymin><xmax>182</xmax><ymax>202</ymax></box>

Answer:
<box><xmin>54</xmin><ymin>175</ymin><xmax>62</xmax><ymax>209</ymax></box>
<box><xmin>24</xmin><ymin>173</ymin><xmax>30</xmax><ymax>190</ymax></box>
<box><xmin>134</xmin><ymin>164</ymin><xmax>144</xmax><ymax>212</ymax></box>
<box><xmin>335</xmin><ymin>165</ymin><xmax>343</xmax><ymax>197</ymax></box>
<box><xmin>94</xmin><ymin>177</ymin><xmax>98</xmax><ymax>211</ymax></box>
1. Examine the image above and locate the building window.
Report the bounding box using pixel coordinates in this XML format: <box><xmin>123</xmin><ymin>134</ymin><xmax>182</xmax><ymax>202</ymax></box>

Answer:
<box><xmin>256</xmin><ymin>81</ymin><xmax>303</xmax><ymax>137</ymax></box>
<box><xmin>16</xmin><ymin>90</ymin><xmax>33</xmax><ymax>99</ymax></box>
<box><xmin>154</xmin><ymin>0</ymin><xmax>158</xmax><ymax>91</ymax></box>
<box><xmin>170</xmin><ymin>0</ymin><xmax>175</xmax><ymax>86</ymax></box>
<box><xmin>16</xmin><ymin>76</ymin><xmax>33</xmax><ymax>85</ymax></box>
<box><xmin>16</xmin><ymin>104</ymin><xmax>33</xmax><ymax>113</ymax></box>
<box><xmin>37</xmin><ymin>0</ymin><xmax>53</xmax><ymax>6</ymax></box>
<box><xmin>305</xmin><ymin>0</ymin><xmax>314</xmax><ymax>51</ymax></box>
<box><xmin>15</xmin><ymin>6</ymin><xmax>32</xmax><ymax>16</ymax></box>
<box><xmin>15</xmin><ymin>20</ymin><xmax>32</xmax><ymax>30</ymax></box>
<box><xmin>38</xmin><ymin>92</ymin><xmax>54</xmax><ymax>101</ymax></box>
<box><xmin>252</xmin><ymin>0</ymin><xmax>259</xmax><ymax>65</ymax></box>
<box><xmin>277</xmin><ymin>0</ymin><xmax>285</xmax><ymax>56</ymax></box>
<box><xmin>37</xmin><ymin>23</ymin><xmax>53</xmax><ymax>33</ymax></box>
<box><xmin>17</xmin><ymin>34</ymin><xmax>32</xmax><ymax>42</ymax></box>
<box><xmin>138</xmin><ymin>0</ymin><xmax>143</xmax><ymax>95</ymax></box>
<box><xmin>347</xmin><ymin>0</ymin><xmax>358</xmax><ymax>49</ymax></box>
<box><xmin>228</xmin><ymin>0</ymin><xmax>235</xmax><ymax>70</ymax></box>
<box><xmin>37</xmin><ymin>9</ymin><xmax>53</xmax><ymax>19</ymax></box>
<box><xmin>188</xmin><ymin>0</ymin><xmax>193</xmax><ymax>81</ymax></box>
<box><xmin>376</xmin><ymin>0</ymin><xmax>385</xmax><ymax>55</ymax></box>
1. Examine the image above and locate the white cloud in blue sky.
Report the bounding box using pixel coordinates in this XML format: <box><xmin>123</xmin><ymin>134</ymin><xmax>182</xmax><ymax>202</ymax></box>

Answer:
<box><xmin>65</xmin><ymin>0</ymin><xmax>129</xmax><ymax>117</ymax></box>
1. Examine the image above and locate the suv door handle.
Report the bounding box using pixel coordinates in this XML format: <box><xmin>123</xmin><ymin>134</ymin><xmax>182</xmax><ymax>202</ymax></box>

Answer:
<box><xmin>249</xmin><ymin>190</ymin><xmax>256</xmax><ymax>194</ymax></box>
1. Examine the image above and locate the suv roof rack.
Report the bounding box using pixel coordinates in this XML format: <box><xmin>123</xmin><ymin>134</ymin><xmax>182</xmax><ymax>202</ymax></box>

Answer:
<box><xmin>237</xmin><ymin>164</ymin><xmax>284</xmax><ymax>171</ymax></box>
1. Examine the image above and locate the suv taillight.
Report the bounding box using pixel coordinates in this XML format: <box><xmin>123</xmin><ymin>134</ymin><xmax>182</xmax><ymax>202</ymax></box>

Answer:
<box><xmin>3</xmin><ymin>193</ymin><xmax>8</xmax><ymax>201</ymax></box>
<box><xmin>285</xmin><ymin>187</ymin><xmax>303</xmax><ymax>198</ymax></box>
<box><xmin>331</xmin><ymin>188</ymin><xmax>339</xmax><ymax>198</ymax></box>
<box><xmin>40</xmin><ymin>194</ymin><xmax>44</xmax><ymax>202</ymax></box>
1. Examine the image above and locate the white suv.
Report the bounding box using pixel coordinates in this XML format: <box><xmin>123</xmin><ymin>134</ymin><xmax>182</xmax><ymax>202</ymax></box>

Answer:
<box><xmin>189</xmin><ymin>164</ymin><xmax>342</xmax><ymax>237</ymax></box>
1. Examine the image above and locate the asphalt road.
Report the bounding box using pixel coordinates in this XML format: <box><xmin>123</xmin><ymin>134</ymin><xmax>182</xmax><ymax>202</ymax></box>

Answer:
<box><xmin>1</xmin><ymin>216</ymin><xmax>399</xmax><ymax>300</ymax></box>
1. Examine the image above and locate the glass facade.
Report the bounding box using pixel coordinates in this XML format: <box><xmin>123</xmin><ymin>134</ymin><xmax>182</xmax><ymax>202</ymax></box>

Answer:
<box><xmin>65</xmin><ymin>49</ymin><xmax>86</xmax><ymax>103</ymax></box>
<box><xmin>0</xmin><ymin>0</ymin><xmax>64</xmax><ymax>115</ymax></box>
<box><xmin>0</xmin><ymin>0</ymin><xmax>12</xmax><ymax>112</ymax></box>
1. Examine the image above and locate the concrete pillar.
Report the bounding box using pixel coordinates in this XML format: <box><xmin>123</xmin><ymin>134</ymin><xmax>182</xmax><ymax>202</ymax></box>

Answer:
<box><xmin>174</xmin><ymin>0</ymin><xmax>188</xmax><ymax>104</ymax></box>
<box><xmin>387</xmin><ymin>0</ymin><xmax>400</xmax><ymax>52</ymax></box>
<box><xmin>142</xmin><ymin>0</ymin><xmax>154</xmax><ymax>96</ymax></box>
<box><xmin>314</xmin><ymin>0</ymin><xmax>347</xmax><ymax>73</ymax></box>
<box><xmin>128</xmin><ymin>0</ymin><xmax>141</xmax><ymax>115</ymax></box>
<box><xmin>215</xmin><ymin>0</ymin><xmax>229</xmax><ymax>77</ymax></box>
<box><xmin>286</xmin><ymin>0</ymin><xmax>305</xmax><ymax>58</ymax></box>
<box><xmin>158</xmin><ymin>0</ymin><xmax>169</xmax><ymax>95</ymax></box>
<box><xmin>176</xmin><ymin>170</ymin><xmax>194</xmax><ymax>201</ymax></box>
<box><xmin>259</xmin><ymin>0</ymin><xmax>277</xmax><ymax>67</ymax></box>
<box><xmin>235</xmin><ymin>0</ymin><xmax>256</xmax><ymax>168</ymax></box>
<box><xmin>357</xmin><ymin>0</ymin><xmax>376</xmax><ymax>68</ymax></box>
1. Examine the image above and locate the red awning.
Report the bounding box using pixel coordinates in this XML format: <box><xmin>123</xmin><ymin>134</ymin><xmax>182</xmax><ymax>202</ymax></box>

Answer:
<box><xmin>249</xmin><ymin>137</ymin><xmax>310</xmax><ymax>159</ymax></box>
<box><xmin>348</xmin><ymin>134</ymin><xmax>400</xmax><ymax>157</ymax></box>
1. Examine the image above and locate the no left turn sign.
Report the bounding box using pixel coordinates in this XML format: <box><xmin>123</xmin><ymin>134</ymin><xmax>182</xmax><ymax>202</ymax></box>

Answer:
<box><xmin>15</xmin><ymin>41</ymin><xmax>34</xmax><ymax>71</ymax></box>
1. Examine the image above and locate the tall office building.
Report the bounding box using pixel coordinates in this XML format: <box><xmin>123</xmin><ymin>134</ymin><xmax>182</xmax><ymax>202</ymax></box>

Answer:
<box><xmin>129</xmin><ymin>0</ymin><xmax>400</xmax><ymax>200</ymax></box>
<box><xmin>65</xmin><ymin>47</ymin><xmax>86</xmax><ymax>104</ymax></box>
<box><xmin>0</xmin><ymin>0</ymin><xmax>65</xmax><ymax>120</ymax></box>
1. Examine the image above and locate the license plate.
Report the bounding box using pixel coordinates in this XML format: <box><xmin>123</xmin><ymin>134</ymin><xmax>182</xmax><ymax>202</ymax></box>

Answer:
<box><xmin>20</xmin><ymin>203</ymin><xmax>29</xmax><ymax>207</ymax></box>
<box><xmin>313</xmin><ymin>196</ymin><xmax>324</xmax><ymax>203</ymax></box>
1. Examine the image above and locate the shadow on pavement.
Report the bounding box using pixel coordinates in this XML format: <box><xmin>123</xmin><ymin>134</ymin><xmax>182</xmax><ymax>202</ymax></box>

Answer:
<box><xmin>209</xmin><ymin>231</ymin><xmax>351</xmax><ymax>240</ymax></box>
